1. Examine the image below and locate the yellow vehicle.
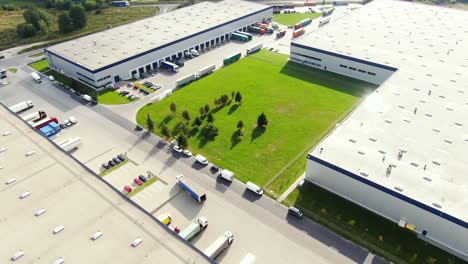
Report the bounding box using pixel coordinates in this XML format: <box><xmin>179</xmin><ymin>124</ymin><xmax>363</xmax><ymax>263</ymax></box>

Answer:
<box><xmin>157</xmin><ymin>213</ymin><xmax>172</xmax><ymax>225</ymax></box>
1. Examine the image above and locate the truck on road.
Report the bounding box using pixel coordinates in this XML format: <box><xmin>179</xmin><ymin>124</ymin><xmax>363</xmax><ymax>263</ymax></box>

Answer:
<box><xmin>58</xmin><ymin>137</ymin><xmax>81</xmax><ymax>152</ymax></box>
<box><xmin>203</xmin><ymin>231</ymin><xmax>234</xmax><ymax>260</ymax></box>
<box><xmin>31</xmin><ymin>72</ymin><xmax>41</xmax><ymax>83</ymax></box>
<box><xmin>179</xmin><ymin>217</ymin><xmax>208</xmax><ymax>241</ymax></box>
<box><xmin>22</xmin><ymin>111</ymin><xmax>46</xmax><ymax>122</ymax></box>
<box><xmin>160</xmin><ymin>61</ymin><xmax>179</xmax><ymax>73</ymax></box>
<box><xmin>9</xmin><ymin>100</ymin><xmax>33</xmax><ymax>113</ymax></box>
<box><xmin>176</xmin><ymin>174</ymin><xmax>207</xmax><ymax>203</ymax></box>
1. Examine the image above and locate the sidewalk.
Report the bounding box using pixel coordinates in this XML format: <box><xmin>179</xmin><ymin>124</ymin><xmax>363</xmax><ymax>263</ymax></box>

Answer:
<box><xmin>276</xmin><ymin>172</ymin><xmax>305</xmax><ymax>202</ymax></box>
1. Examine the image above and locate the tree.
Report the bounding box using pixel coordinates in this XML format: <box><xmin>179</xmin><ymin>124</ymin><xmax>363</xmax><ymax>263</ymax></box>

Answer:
<box><xmin>204</xmin><ymin>104</ymin><xmax>210</xmax><ymax>113</ymax></box>
<box><xmin>69</xmin><ymin>4</ymin><xmax>87</xmax><ymax>29</ymax></box>
<box><xmin>38</xmin><ymin>20</ymin><xmax>49</xmax><ymax>34</ymax></box>
<box><xmin>16</xmin><ymin>23</ymin><xmax>36</xmax><ymax>37</ymax></box>
<box><xmin>237</xmin><ymin>120</ymin><xmax>244</xmax><ymax>130</ymax></box>
<box><xmin>257</xmin><ymin>112</ymin><xmax>268</xmax><ymax>127</ymax></box>
<box><xmin>46</xmin><ymin>0</ymin><xmax>56</xmax><ymax>8</ymax></box>
<box><xmin>182</xmin><ymin>110</ymin><xmax>190</xmax><ymax>123</ymax></box>
<box><xmin>170</xmin><ymin>102</ymin><xmax>177</xmax><ymax>115</ymax></box>
<box><xmin>177</xmin><ymin>134</ymin><xmax>188</xmax><ymax>149</ymax></box>
<box><xmin>199</xmin><ymin>107</ymin><xmax>204</xmax><ymax>116</ymax></box>
<box><xmin>204</xmin><ymin>123</ymin><xmax>219</xmax><ymax>138</ymax></box>
<box><xmin>220</xmin><ymin>94</ymin><xmax>229</xmax><ymax>105</ymax></box>
<box><xmin>207</xmin><ymin>112</ymin><xmax>214</xmax><ymax>123</ymax></box>
<box><xmin>146</xmin><ymin>114</ymin><xmax>154</xmax><ymax>132</ymax></box>
<box><xmin>55</xmin><ymin>0</ymin><xmax>65</xmax><ymax>9</ymax></box>
<box><xmin>231</xmin><ymin>91</ymin><xmax>235</xmax><ymax>98</ymax></box>
<box><xmin>83</xmin><ymin>0</ymin><xmax>97</xmax><ymax>11</ymax></box>
<box><xmin>58</xmin><ymin>13</ymin><xmax>74</xmax><ymax>33</ymax></box>
<box><xmin>194</xmin><ymin>117</ymin><xmax>202</xmax><ymax>127</ymax></box>
<box><xmin>23</xmin><ymin>6</ymin><xmax>41</xmax><ymax>30</ymax></box>
<box><xmin>161</xmin><ymin>125</ymin><xmax>170</xmax><ymax>140</ymax></box>
<box><xmin>235</xmin><ymin>91</ymin><xmax>242</xmax><ymax>104</ymax></box>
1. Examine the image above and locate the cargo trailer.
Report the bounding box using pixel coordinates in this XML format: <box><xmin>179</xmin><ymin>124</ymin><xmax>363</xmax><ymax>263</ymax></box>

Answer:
<box><xmin>22</xmin><ymin>111</ymin><xmax>46</xmax><ymax>122</ymax></box>
<box><xmin>247</xmin><ymin>43</ymin><xmax>263</xmax><ymax>55</ymax></box>
<box><xmin>176</xmin><ymin>175</ymin><xmax>207</xmax><ymax>203</ymax></box>
<box><xmin>276</xmin><ymin>30</ymin><xmax>286</xmax><ymax>38</ymax></box>
<box><xmin>231</xmin><ymin>33</ymin><xmax>249</xmax><ymax>42</ymax></box>
<box><xmin>176</xmin><ymin>74</ymin><xmax>196</xmax><ymax>87</ymax></box>
<box><xmin>247</xmin><ymin>26</ymin><xmax>263</xmax><ymax>34</ymax></box>
<box><xmin>223</xmin><ymin>52</ymin><xmax>241</xmax><ymax>66</ymax></box>
<box><xmin>160</xmin><ymin>61</ymin><xmax>179</xmax><ymax>72</ymax></box>
<box><xmin>59</xmin><ymin>137</ymin><xmax>81</xmax><ymax>152</ymax></box>
<box><xmin>203</xmin><ymin>231</ymin><xmax>234</xmax><ymax>260</ymax></box>
<box><xmin>31</xmin><ymin>72</ymin><xmax>41</xmax><ymax>83</ymax></box>
<box><xmin>9</xmin><ymin>100</ymin><xmax>33</xmax><ymax>113</ymax></box>
<box><xmin>319</xmin><ymin>17</ymin><xmax>331</xmax><ymax>26</ymax></box>
<box><xmin>179</xmin><ymin>217</ymin><xmax>208</xmax><ymax>241</ymax></box>
<box><xmin>197</xmin><ymin>64</ymin><xmax>215</xmax><ymax>78</ymax></box>
<box><xmin>234</xmin><ymin>31</ymin><xmax>253</xmax><ymax>41</ymax></box>
<box><xmin>32</xmin><ymin>116</ymin><xmax>59</xmax><ymax>129</ymax></box>
<box><xmin>292</xmin><ymin>28</ymin><xmax>305</xmax><ymax>38</ymax></box>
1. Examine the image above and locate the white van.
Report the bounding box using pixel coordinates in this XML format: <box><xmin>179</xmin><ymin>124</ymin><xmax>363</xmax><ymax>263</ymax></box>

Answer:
<box><xmin>246</xmin><ymin>182</ymin><xmax>263</xmax><ymax>196</ymax></box>
<box><xmin>195</xmin><ymin>154</ymin><xmax>208</xmax><ymax>165</ymax></box>
<box><xmin>190</xmin><ymin>49</ymin><xmax>199</xmax><ymax>57</ymax></box>
<box><xmin>131</xmin><ymin>237</ymin><xmax>143</xmax><ymax>247</ymax></box>
<box><xmin>218</xmin><ymin>169</ymin><xmax>234</xmax><ymax>182</ymax></box>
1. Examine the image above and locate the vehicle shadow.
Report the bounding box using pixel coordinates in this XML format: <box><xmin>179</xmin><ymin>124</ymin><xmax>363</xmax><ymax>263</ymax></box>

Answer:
<box><xmin>167</xmin><ymin>187</ymin><xmax>204</xmax><ymax>220</ymax></box>
<box><xmin>214</xmin><ymin>177</ymin><xmax>232</xmax><ymax>193</ymax></box>
<box><xmin>241</xmin><ymin>189</ymin><xmax>262</xmax><ymax>202</ymax></box>
<box><xmin>191</xmin><ymin>162</ymin><xmax>207</xmax><ymax>170</ymax></box>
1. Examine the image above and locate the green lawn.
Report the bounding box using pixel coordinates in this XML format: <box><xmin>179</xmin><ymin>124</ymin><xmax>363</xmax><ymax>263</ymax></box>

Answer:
<box><xmin>99</xmin><ymin>160</ymin><xmax>128</xmax><ymax>177</ymax></box>
<box><xmin>137</xmin><ymin>50</ymin><xmax>376</xmax><ymax>187</ymax></box>
<box><xmin>134</xmin><ymin>82</ymin><xmax>155</xmax><ymax>94</ymax></box>
<box><xmin>128</xmin><ymin>177</ymin><xmax>157</xmax><ymax>198</ymax></box>
<box><xmin>285</xmin><ymin>183</ymin><xmax>465</xmax><ymax>264</ymax></box>
<box><xmin>8</xmin><ymin>67</ymin><xmax>17</xmax><ymax>73</ymax></box>
<box><xmin>29</xmin><ymin>58</ymin><xmax>49</xmax><ymax>72</ymax></box>
<box><xmin>273</xmin><ymin>13</ymin><xmax>322</xmax><ymax>26</ymax></box>
<box><xmin>0</xmin><ymin>5</ymin><xmax>158</xmax><ymax>52</ymax></box>
<box><xmin>98</xmin><ymin>90</ymin><xmax>136</xmax><ymax>105</ymax></box>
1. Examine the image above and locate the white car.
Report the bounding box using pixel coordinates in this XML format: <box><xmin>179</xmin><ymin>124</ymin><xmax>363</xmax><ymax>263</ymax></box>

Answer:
<box><xmin>182</xmin><ymin>149</ymin><xmax>192</xmax><ymax>157</ymax></box>
<box><xmin>190</xmin><ymin>49</ymin><xmax>199</xmax><ymax>57</ymax></box>
<box><xmin>173</xmin><ymin>145</ymin><xmax>183</xmax><ymax>153</ymax></box>
<box><xmin>68</xmin><ymin>116</ymin><xmax>77</xmax><ymax>124</ymax></box>
<box><xmin>48</xmin><ymin>75</ymin><xmax>55</xmax><ymax>81</ymax></box>
<box><xmin>64</xmin><ymin>119</ymin><xmax>72</xmax><ymax>127</ymax></box>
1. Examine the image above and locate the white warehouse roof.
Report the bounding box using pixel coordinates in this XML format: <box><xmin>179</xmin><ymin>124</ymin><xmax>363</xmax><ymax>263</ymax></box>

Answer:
<box><xmin>305</xmin><ymin>0</ymin><xmax>468</xmax><ymax>222</ymax></box>
<box><xmin>46</xmin><ymin>0</ymin><xmax>269</xmax><ymax>70</ymax></box>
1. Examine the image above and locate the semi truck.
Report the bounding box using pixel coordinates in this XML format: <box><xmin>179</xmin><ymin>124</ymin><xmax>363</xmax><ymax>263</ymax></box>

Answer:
<box><xmin>22</xmin><ymin>111</ymin><xmax>46</xmax><ymax>122</ymax></box>
<box><xmin>176</xmin><ymin>174</ymin><xmax>207</xmax><ymax>203</ymax></box>
<box><xmin>292</xmin><ymin>28</ymin><xmax>305</xmax><ymax>38</ymax></box>
<box><xmin>322</xmin><ymin>7</ymin><xmax>335</xmax><ymax>16</ymax></box>
<box><xmin>176</xmin><ymin>74</ymin><xmax>196</xmax><ymax>87</ymax></box>
<box><xmin>231</xmin><ymin>33</ymin><xmax>249</xmax><ymax>42</ymax></box>
<box><xmin>234</xmin><ymin>31</ymin><xmax>253</xmax><ymax>41</ymax></box>
<box><xmin>39</xmin><ymin>122</ymin><xmax>61</xmax><ymax>137</ymax></box>
<box><xmin>294</xmin><ymin>18</ymin><xmax>312</xmax><ymax>29</ymax></box>
<box><xmin>203</xmin><ymin>231</ymin><xmax>234</xmax><ymax>260</ymax></box>
<box><xmin>58</xmin><ymin>137</ymin><xmax>81</xmax><ymax>152</ymax></box>
<box><xmin>197</xmin><ymin>64</ymin><xmax>215</xmax><ymax>78</ymax></box>
<box><xmin>247</xmin><ymin>43</ymin><xmax>263</xmax><ymax>55</ymax></box>
<box><xmin>9</xmin><ymin>100</ymin><xmax>33</xmax><ymax>113</ymax></box>
<box><xmin>31</xmin><ymin>116</ymin><xmax>59</xmax><ymax>129</ymax></box>
<box><xmin>160</xmin><ymin>61</ymin><xmax>179</xmax><ymax>72</ymax></box>
<box><xmin>247</xmin><ymin>26</ymin><xmax>265</xmax><ymax>35</ymax></box>
<box><xmin>31</xmin><ymin>72</ymin><xmax>41</xmax><ymax>83</ymax></box>
<box><xmin>319</xmin><ymin>17</ymin><xmax>331</xmax><ymax>26</ymax></box>
<box><xmin>276</xmin><ymin>30</ymin><xmax>286</xmax><ymax>38</ymax></box>
<box><xmin>178</xmin><ymin>217</ymin><xmax>208</xmax><ymax>241</ymax></box>
<box><xmin>223</xmin><ymin>52</ymin><xmax>241</xmax><ymax>66</ymax></box>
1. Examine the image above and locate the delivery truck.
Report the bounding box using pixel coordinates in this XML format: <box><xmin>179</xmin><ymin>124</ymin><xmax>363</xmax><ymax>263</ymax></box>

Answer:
<box><xmin>203</xmin><ymin>231</ymin><xmax>234</xmax><ymax>260</ymax></box>
<box><xmin>31</xmin><ymin>72</ymin><xmax>42</xmax><ymax>83</ymax></box>
<box><xmin>160</xmin><ymin>61</ymin><xmax>179</xmax><ymax>72</ymax></box>
<box><xmin>247</xmin><ymin>43</ymin><xmax>263</xmax><ymax>55</ymax></box>
<box><xmin>32</xmin><ymin>116</ymin><xmax>59</xmax><ymax>129</ymax></box>
<box><xmin>292</xmin><ymin>28</ymin><xmax>305</xmax><ymax>38</ymax></box>
<box><xmin>9</xmin><ymin>100</ymin><xmax>33</xmax><ymax>113</ymax></box>
<box><xmin>59</xmin><ymin>137</ymin><xmax>81</xmax><ymax>152</ymax></box>
<box><xmin>179</xmin><ymin>217</ymin><xmax>208</xmax><ymax>241</ymax></box>
<box><xmin>176</xmin><ymin>174</ymin><xmax>207</xmax><ymax>203</ymax></box>
<box><xmin>22</xmin><ymin>111</ymin><xmax>46</xmax><ymax>122</ymax></box>
<box><xmin>176</xmin><ymin>73</ymin><xmax>196</xmax><ymax>87</ymax></box>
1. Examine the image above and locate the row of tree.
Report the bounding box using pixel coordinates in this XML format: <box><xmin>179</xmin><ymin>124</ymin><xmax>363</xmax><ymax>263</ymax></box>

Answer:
<box><xmin>46</xmin><ymin>0</ymin><xmax>110</xmax><ymax>11</ymax></box>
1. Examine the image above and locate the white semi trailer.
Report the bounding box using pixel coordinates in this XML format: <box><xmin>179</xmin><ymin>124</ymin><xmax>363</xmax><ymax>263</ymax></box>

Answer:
<box><xmin>178</xmin><ymin>217</ymin><xmax>208</xmax><ymax>241</ymax></box>
<box><xmin>9</xmin><ymin>100</ymin><xmax>33</xmax><ymax>113</ymax></box>
<box><xmin>59</xmin><ymin>137</ymin><xmax>81</xmax><ymax>152</ymax></box>
<box><xmin>175</xmin><ymin>73</ymin><xmax>196</xmax><ymax>87</ymax></box>
<box><xmin>196</xmin><ymin>64</ymin><xmax>215</xmax><ymax>78</ymax></box>
<box><xmin>203</xmin><ymin>231</ymin><xmax>234</xmax><ymax>260</ymax></box>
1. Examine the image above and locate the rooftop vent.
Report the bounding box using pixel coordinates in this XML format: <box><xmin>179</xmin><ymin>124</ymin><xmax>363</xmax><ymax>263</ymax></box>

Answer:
<box><xmin>378</xmin><ymin>150</ymin><xmax>386</xmax><ymax>154</ymax></box>
<box><xmin>423</xmin><ymin>176</ymin><xmax>432</xmax><ymax>182</ymax></box>
<box><xmin>385</xmin><ymin>119</ymin><xmax>392</xmax><ymax>124</ymax></box>
<box><xmin>432</xmin><ymin>128</ymin><xmax>440</xmax><ymax>132</ymax></box>
<box><xmin>369</xmin><ymin>137</ymin><xmax>377</xmax><ymax>142</ymax></box>
<box><xmin>410</xmin><ymin>162</ymin><xmax>419</xmax><ymax>167</ymax></box>
<box><xmin>357</xmin><ymin>150</ymin><xmax>366</xmax><ymax>155</ymax></box>
<box><xmin>360</xmin><ymin>171</ymin><xmax>369</xmax><ymax>177</ymax></box>
<box><xmin>425</xmin><ymin>113</ymin><xmax>433</xmax><ymax>117</ymax></box>
<box><xmin>349</xmin><ymin>138</ymin><xmax>357</xmax><ymax>143</ymax></box>
<box><xmin>394</xmin><ymin>186</ymin><xmax>404</xmax><ymax>192</ymax></box>
<box><xmin>444</xmin><ymin>138</ymin><xmax>453</xmax><ymax>144</ymax></box>
<box><xmin>432</xmin><ymin>160</ymin><xmax>441</xmax><ymax>166</ymax></box>
<box><xmin>432</xmin><ymin>202</ymin><xmax>442</xmax><ymax>209</ymax></box>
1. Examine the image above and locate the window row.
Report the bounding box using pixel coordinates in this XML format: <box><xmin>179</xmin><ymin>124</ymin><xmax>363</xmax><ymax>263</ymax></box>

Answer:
<box><xmin>291</xmin><ymin>52</ymin><xmax>322</xmax><ymax>62</ymax></box>
<box><xmin>76</xmin><ymin>72</ymin><xmax>94</xmax><ymax>82</ymax></box>
<box><xmin>97</xmin><ymin>75</ymin><xmax>111</xmax><ymax>82</ymax></box>
<box><xmin>339</xmin><ymin>64</ymin><xmax>376</xmax><ymax>76</ymax></box>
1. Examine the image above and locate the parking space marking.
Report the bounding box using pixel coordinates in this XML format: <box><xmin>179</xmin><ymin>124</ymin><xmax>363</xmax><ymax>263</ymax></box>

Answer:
<box><xmin>82</xmin><ymin>148</ymin><xmax>113</xmax><ymax>164</ymax></box>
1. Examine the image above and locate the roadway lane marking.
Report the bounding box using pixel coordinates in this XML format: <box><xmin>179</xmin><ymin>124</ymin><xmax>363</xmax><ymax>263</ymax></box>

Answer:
<box><xmin>363</xmin><ymin>253</ymin><xmax>374</xmax><ymax>264</ymax></box>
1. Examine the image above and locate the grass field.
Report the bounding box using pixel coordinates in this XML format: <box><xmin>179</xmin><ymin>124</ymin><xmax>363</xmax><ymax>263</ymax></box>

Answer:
<box><xmin>273</xmin><ymin>13</ymin><xmax>322</xmax><ymax>26</ymax></box>
<box><xmin>99</xmin><ymin>160</ymin><xmax>128</xmax><ymax>177</ymax></box>
<box><xmin>0</xmin><ymin>5</ymin><xmax>158</xmax><ymax>52</ymax></box>
<box><xmin>285</xmin><ymin>183</ymin><xmax>465</xmax><ymax>264</ymax></box>
<box><xmin>98</xmin><ymin>90</ymin><xmax>137</xmax><ymax>105</ymax></box>
<box><xmin>137</xmin><ymin>50</ymin><xmax>376</xmax><ymax>188</ymax></box>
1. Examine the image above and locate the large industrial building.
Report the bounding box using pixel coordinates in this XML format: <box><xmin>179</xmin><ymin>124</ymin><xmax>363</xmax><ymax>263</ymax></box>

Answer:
<box><xmin>0</xmin><ymin>105</ymin><xmax>210</xmax><ymax>263</ymax></box>
<box><xmin>296</xmin><ymin>0</ymin><xmax>468</xmax><ymax>260</ymax></box>
<box><xmin>45</xmin><ymin>0</ymin><xmax>272</xmax><ymax>89</ymax></box>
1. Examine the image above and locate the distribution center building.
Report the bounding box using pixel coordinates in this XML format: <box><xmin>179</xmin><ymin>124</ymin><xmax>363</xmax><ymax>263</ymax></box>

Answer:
<box><xmin>295</xmin><ymin>0</ymin><xmax>468</xmax><ymax>260</ymax></box>
<box><xmin>45</xmin><ymin>0</ymin><xmax>272</xmax><ymax>89</ymax></box>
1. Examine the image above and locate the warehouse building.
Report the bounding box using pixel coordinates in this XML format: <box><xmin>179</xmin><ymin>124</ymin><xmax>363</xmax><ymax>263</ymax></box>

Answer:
<box><xmin>296</xmin><ymin>0</ymin><xmax>468</xmax><ymax>260</ymax></box>
<box><xmin>45</xmin><ymin>0</ymin><xmax>272</xmax><ymax>89</ymax></box>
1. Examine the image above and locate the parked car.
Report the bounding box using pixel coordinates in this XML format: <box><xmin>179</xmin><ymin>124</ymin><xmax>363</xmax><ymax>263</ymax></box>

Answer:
<box><xmin>120</xmin><ymin>90</ymin><xmax>130</xmax><ymax>96</ymax></box>
<box><xmin>75</xmin><ymin>90</ymin><xmax>82</xmax><ymax>96</ymax></box>
<box><xmin>114</xmin><ymin>85</ymin><xmax>121</xmax><ymax>90</ymax></box>
<box><xmin>135</xmin><ymin>125</ymin><xmax>143</xmax><ymax>131</ymax></box>
<box><xmin>133</xmin><ymin>85</ymin><xmax>140</xmax><ymax>90</ymax></box>
<box><xmin>117</xmin><ymin>154</ymin><xmax>126</xmax><ymax>161</ymax></box>
<box><xmin>102</xmin><ymin>163</ymin><xmax>111</xmax><ymax>169</ymax></box>
<box><xmin>124</xmin><ymin>185</ymin><xmax>132</xmax><ymax>193</ymax></box>
<box><xmin>139</xmin><ymin>175</ymin><xmax>147</xmax><ymax>182</ymax></box>
<box><xmin>68</xmin><ymin>116</ymin><xmax>77</xmax><ymax>124</ymax></box>
<box><xmin>210</xmin><ymin>165</ymin><xmax>220</xmax><ymax>172</ymax></box>
<box><xmin>140</xmin><ymin>89</ymin><xmax>150</xmax><ymax>95</ymax></box>
<box><xmin>112</xmin><ymin>157</ymin><xmax>121</xmax><ymax>164</ymax></box>
<box><xmin>134</xmin><ymin>178</ymin><xmax>143</xmax><ymax>186</ymax></box>
<box><xmin>64</xmin><ymin>119</ymin><xmax>72</xmax><ymax>127</ymax></box>
<box><xmin>190</xmin><ymin>49</ymin><xmax>199</xmax><ymax>56</ymax></box>
<box><xmin>184</xmin><ymin>52</ymin><xmax>193</xmax><ymax>59</ymax></box>
<box><xmin>182</xmin><ymin>149</ymin><xmax>192</xmax><ymax>157</ymax></box>
<box><xmin>108</xmin><ymin>160</ymin><xmax>116</xmax><ymax>167</ymax></box>
<box><xmin>127</xmin><ymin>83</ymin><xmax>134</xmax><ymax>87</ymax></box>
<box><xmin>60</xmin><ymin>123</ymin><xmax>67</xmax><ymax>129</ymax></box>
<box><xmin>288</xmin><ymin>206</ymin><xmax>303</xmax><ymax>218</ymax></box>
<box><xmin>173</xmin><ymin>145</ymin><xmax>183</xmax><ymax>153</ymax></box>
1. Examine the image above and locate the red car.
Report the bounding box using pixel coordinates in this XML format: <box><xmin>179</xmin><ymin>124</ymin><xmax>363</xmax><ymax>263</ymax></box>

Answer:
<box><xmin>133</xmin><ymin>85</ymin><xmax>140</xmax><ymax>90</ymax></box>
<box><xmin>114</xmin><ymin>85</ymin><xmax>120</xmax><ymax>90</ymax></box>
<box><xmin>134</xmin><ymin>178</ymin><xmax>143</xmax><ymax>186</ymax></box>
<box><xmin>124</xmin><ymin>185</ymin><xmax>132</xmax><ymax>193</ymax></box>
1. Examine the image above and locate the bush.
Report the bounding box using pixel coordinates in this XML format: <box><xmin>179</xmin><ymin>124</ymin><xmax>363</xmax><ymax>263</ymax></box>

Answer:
<box><xmin>69</xmin><ymin>4</ymin><xmax>87</xmax><ymax>29</ymax></box>
<box><xmin>83</xmin><ymin>0</ymin><xmax>97</xmax><ymax>11</ymax></box>
<box><xmin>46</xmin><ymin>0</ymin><xmax>56</xmax><ymax>8</ymax></box>
<box><xmin>2</xmin><ymin>4</ymin><xmax>17</xmax><ymax>11</ymax></box>
<box><xmin>16</xmin><ymin>23</ymin><xmax>36</xmax><ymax>38</ymax></box>
<box><xmin>58</xmin><ymin>13</ymin><xmax>74</xmax><ymax>33</ymax></box>
<box><xmin>95</xmin><ymin>8</ymin><xmax>102</xmax><ymax>14</ymax></box>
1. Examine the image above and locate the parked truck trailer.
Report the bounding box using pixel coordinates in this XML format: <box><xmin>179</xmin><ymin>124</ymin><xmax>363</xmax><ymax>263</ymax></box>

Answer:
<box><xmin>160</xmin><ymin>61</ymin><xmax>179</xmax><ymax>72</ymax></box>
<box><xmin>203</xmin><ymin>231</ymin><xmax>234</xmax><ymax>260</ymax></box>
<box><xmin>178</xmin><ymin>217</ymin><xmax>208</xmax><ymax>241</ymax></box>
<box><xmin>197</xmin><ymin>64</ymin><xmax>215</xmax><ymax>78</ymax></box>
<box><xmin>223</xmin><ymin>52</ymin><xmax>242</xmax><ymax>66</ymax></box>
<box><xmin>9</xmin><ymin>100</ymin><xmax>33</xmax><ymax>113</ymax></box>
<box><xmin>176</xmin><ymin>74</ymin><xmax>196</xmax><ymax>87</ymax></box>
<box><xmin>21</xmin><ymin>111</ymin><xmax>46</xmax><ymax>122</ymax></box>
<box><xmin>176</xmin><ymin>175</ymin><xmax>207</xmax><ymax>203</ymax></box>
<box><xmin>231</xmin><ymin>33</ymin><xmax>249</xmax><ymax>42</ymax></box>
<box><xmin>234</xmin><ymin>31</ymin><xmax>253</xmax><ymax>41</ymax></box>
<box><xmin>292</xmin><ymin>28</ymin><xmax>305</xmax><ymax>38</ymax></box>
<box><xmin>58</xmin><ymin>137</ymin><xmax>81</xmax><ymax>152</ymax></box>
<box><xmin>247</xmin><ymin>43</ymin><xmax>263</xmax><ymax>55</ymax></box>
<box><xmin>31</xmin><ymin>116</ymin><xmax>59</xmax><ymax>129</ymax></box>
<box><xmin>31</xmin><ymin>72</ymin><xmax>41</xmax><ymax>83</ymax></box>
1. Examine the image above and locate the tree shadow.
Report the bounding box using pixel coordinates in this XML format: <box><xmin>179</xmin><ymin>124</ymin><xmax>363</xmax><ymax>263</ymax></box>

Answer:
<box><xmin>227</xmin><ymin>104</ymin><xmax>239</xmax><ymax>115</ymax></box>
<box><xmin>189</xmin><ymin>127</ymin><xmax>199</xmax><ymax>138</ymax></box>
<box><xmin>158</xmin><ymin>114</ymin><xmax>174</xmax><ymax>128</ymax></box>
<box><xmin>250</xmin><ymin>126</ymin><xmax>266</xmax><ymax>142</ymax></box>
<box><xmin>171</xmin><ymin>122</ymin><xmax>186</xmax><ymax>137</ymax></box>
<box><xmin>230</xmin><ymin>130</ymin><xmax>242</xmax><ymax>149</ymax></box>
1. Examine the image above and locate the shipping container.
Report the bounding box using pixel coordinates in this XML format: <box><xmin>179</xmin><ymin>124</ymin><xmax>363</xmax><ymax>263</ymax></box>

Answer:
<box><xmin>292</xmin><ymin>28</ymin><xmax>305</xmax><ymax>38</ymax></box>
<box><xmin>234</xmin><ymin>31</ymin><xmax>253</xmax><ymax>40</ymax></box>
<box><xmin>223</xmin><ymin>52</ymin><xmax>242</xmax><ymax>66</ymax></box>
<box><xmin>39</xmin><ymin>122</ymin><xmax>61</xmax><ymax>137</ymax></box>
<box><xmin>230</xmin><ymin>33</ymin><xmax>249</xmax><ymax>42</ymax></box>
<box><xmin>300</xmin><ymin>18</ymin><xmax>312</xmax><ymax>27</ymax></box>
